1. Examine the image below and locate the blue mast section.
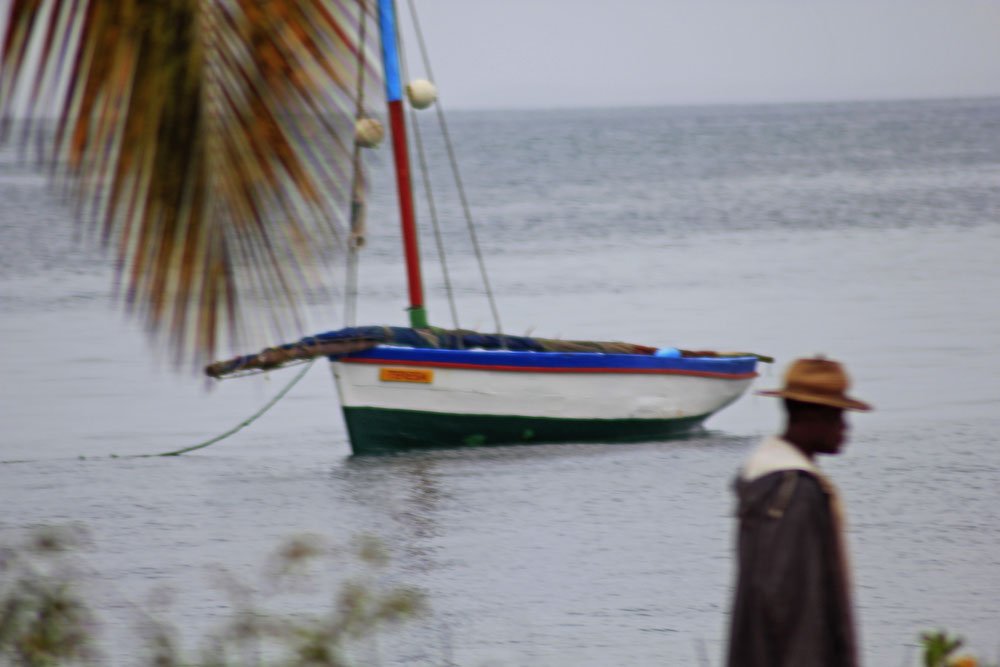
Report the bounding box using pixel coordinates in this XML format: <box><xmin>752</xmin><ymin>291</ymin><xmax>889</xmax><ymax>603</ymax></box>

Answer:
<box><xmin>377</xmin><ymin>0</ymin><xmax>403</xmax><ymax>102</ymax></box>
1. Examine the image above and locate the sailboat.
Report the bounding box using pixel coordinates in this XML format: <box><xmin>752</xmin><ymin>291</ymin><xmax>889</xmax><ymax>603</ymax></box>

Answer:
<box><xmin>206</xmin><ymin>0</ymin><xmax>769</xmax><ymax>455</ymax></box>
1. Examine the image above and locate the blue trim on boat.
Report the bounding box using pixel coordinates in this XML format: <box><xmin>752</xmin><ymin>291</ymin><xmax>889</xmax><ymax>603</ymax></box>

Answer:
<box><xmin>336</xmin><ymin>346</ymin><xmax>758</xmax><ymax>375</ymax></box>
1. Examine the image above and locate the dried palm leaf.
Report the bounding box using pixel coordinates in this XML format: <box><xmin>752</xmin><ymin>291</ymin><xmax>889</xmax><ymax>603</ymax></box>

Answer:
<box><xmin>0</xmin><ymin>0</ymin><xmax>383</xmax><ymax>366</ymax></box>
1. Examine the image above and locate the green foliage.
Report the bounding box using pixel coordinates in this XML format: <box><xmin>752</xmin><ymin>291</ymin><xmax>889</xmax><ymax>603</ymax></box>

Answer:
<box><xmin>0</xmin><ymin>526</ymin><xmax>98</xmax><ymax>666</ymax></box>
<box><xmin>920</xmin><ymin>630</ymin><xmax>995</xmax><ymax>667</ymax></box>
<box><xmin>0</xmin><ymin>527</ymin><xmax>425</xmax><ymax>666</ymax></box>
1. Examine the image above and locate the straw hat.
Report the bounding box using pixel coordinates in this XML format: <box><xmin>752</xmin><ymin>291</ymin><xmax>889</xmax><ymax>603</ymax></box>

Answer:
<box><xmin>758</xmin><ymin>357</ymin><xmax>872</xmax><ymax>411</ymax></box>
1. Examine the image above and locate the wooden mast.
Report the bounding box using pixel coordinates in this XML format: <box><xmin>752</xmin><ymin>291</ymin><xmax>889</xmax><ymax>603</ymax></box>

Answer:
<box><xmin>377</xmin><ymin>0</ymin><xmax>428</xmax><ymax>329</ymax></box>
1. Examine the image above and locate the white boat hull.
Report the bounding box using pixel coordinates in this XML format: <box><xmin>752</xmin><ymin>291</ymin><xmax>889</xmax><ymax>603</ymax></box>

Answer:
<box><xmin>329</xmin><ymin>347</ymin><xmax>757</xmax><ymax>454</ymax></box>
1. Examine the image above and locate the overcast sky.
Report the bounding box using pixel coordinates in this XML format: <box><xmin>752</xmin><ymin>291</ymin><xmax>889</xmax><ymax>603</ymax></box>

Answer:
<box><xmin>398</xmin><ymin>0</ymin><xmax>1000</xmax><ymax>109</ymax></box>
<box><xmin>2</xmin><ymin>1</ymin><xmax>998</xmax><ymax>111</ymax></box>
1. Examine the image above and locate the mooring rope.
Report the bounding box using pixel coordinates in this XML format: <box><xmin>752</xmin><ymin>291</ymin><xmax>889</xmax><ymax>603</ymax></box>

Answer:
<box><xmin>0</xmin><ymin>359</ymin><xmax>317</xmax><ymax>464</ymax></box>
<box><xmin>135</xmin><ymin>359</ymin><xmax>316</xmax><ymax>457</ymax></box>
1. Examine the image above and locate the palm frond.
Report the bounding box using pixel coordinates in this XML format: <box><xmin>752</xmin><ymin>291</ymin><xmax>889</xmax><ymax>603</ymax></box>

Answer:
<box><xmin>0</xmin><ymin>0</ymin><xmax>383</xmax><ymax>366</ymax></box>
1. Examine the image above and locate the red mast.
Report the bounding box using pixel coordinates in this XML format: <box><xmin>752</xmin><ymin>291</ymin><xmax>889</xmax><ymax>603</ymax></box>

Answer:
<box><xmin>378</xmin><ymin>0</ymin><xmax>428</xmax><ymax>329</ymax></box>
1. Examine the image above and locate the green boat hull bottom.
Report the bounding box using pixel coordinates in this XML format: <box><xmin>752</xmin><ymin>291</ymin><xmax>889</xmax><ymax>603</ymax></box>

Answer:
<box><xmin>342</xmin><ymin>406</ymin><xmax>712</xmax><ymax>456</ymax></box>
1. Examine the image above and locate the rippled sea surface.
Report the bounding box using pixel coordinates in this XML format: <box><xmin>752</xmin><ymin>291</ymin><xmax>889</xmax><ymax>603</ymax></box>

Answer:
<box><xmin>2</xmin><ymin>98</ymin><xmax>999</xmax><ymax>665</ymax></box>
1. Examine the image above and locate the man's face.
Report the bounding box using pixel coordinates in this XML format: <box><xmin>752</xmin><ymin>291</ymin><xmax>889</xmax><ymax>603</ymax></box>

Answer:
<box><xmin>806</xmin><ymin>404</ymin><xmax>848</xmax><ymax>454</ymax></box>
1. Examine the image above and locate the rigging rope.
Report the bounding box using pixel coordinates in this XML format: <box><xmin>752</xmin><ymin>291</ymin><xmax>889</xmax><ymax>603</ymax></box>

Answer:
<box><xmin>344</xmin><ymin>0</ymin><xmax>372</xmax><ymax>327</ymax></box>
<box><xmin>394</xmin><ymin>6</ymin><xmax>461</xmax><ymax>330</ymax></box>
<box><xmin>408</xmin><ymin>105</ymin><xmax>462</xmax><ymax>329</ymax></box>
<box><xmin>406</xmin><ymin>0</ymin><xmax>504</xmax><ymax>336</ymax></box>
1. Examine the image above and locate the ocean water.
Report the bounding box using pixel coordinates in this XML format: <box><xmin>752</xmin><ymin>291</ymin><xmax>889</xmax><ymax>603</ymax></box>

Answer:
<box><xmin>2</xmin><ymin>98</ymin><xmax>999</xmax><ymax>665</ymax></box>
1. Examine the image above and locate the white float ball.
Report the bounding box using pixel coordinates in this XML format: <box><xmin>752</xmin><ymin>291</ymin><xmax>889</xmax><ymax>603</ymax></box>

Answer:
<box><xmin>406</xmin><ymin>79</ymin><xmax>437</xmax><ymax>109</ymax></box>
<box><xmin>354</xmin><ymin>117</ymin><xmax>384</xmax><ymax>148</ymax></box>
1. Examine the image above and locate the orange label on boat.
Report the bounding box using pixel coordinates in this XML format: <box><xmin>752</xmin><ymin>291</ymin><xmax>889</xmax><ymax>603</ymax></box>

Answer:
<box><xmin>379</xmin><ymin>367</ymin><xmax>434</xmax><ymax>383</ymax></box>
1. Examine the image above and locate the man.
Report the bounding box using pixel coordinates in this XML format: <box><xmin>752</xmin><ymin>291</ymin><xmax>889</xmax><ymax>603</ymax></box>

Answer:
<box><xmin>727</xmin><ymin>357</ymin><xmax>872</xmax><ymax>667</ymax></box>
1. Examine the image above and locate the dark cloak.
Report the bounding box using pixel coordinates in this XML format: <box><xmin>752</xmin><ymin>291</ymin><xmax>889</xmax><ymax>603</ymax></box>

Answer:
<box><xmin>727</xmin><ymin>470</ymin><xmax>858</xmax><ymax>667</ymax></box>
